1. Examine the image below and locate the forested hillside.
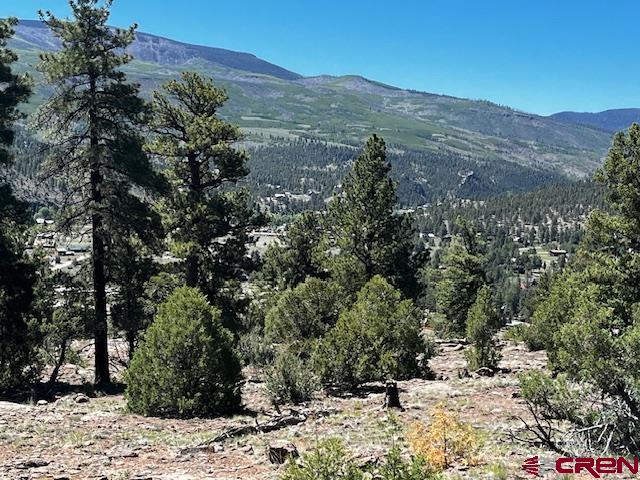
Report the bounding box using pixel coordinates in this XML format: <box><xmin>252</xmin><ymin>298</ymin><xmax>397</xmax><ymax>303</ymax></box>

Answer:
<box><xmin>7</xmin><ymin>19</ymin><xmax>617</xmax><ymax>208</ymax></box>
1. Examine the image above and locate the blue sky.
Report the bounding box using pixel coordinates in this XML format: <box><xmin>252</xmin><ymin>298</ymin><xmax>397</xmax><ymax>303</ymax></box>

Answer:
<box><xmin>3</xmin><ymin>0</ymin><xmax>637</xmax><ymax>115</ymax></box>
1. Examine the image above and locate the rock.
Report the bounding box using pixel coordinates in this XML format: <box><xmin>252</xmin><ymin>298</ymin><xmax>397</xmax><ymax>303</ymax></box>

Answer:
<box><xmin>475</xmin><ymin>367</ymin><xmax>495</xmax><ymax>377</ymax></box>
<box><xmin>106</xmin><ymin>447</ymin><xmax>138</xmax><ymax>459</ymax></box>
<box><xmin>212</xmin><ymin>443</ymin><xmax>224</xmax><ymax>453</ymax></box>
<box><xmin>17</xmin><ymin>458</ymin><xmax>50</xmax><ymax>469</ymax></box>
<box><xmin>74</xmin><ymin>393</ymin><xmax>90</xmax><ymax>404</ymax></box>
<box><xmin>36</xmin><ymin>400</ymin><xmax>48</xmax><ymax>406</ymax></box>
<box><xmin>267</xmin><ymin>443</ymin><xmax>299</xmax><ymax>464</ymax></box>
<box><xmin>241</xmin><ymin>445</ymin><xmax>254</xmax><ymax>455</ymax></box>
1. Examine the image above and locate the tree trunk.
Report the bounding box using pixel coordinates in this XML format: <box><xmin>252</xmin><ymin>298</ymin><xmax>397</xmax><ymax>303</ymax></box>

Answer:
<box><xmin>185</xmin><ymin>152</ymin><xmax>201</xmax><ymax>288</ymax></box>
<box><xmin>47</xmin><ymin>338</ymin><xmax>68</xmax><ymax>386</ymax></box>
<box><xmin>185</xmin><ymin>254</ymin><xmax>199</xmax><ymax>288</ymax></box>
<box><xmin>126</xmin><ymin>329</ymin><xmax>136</xmax><ymax>363</ymax></box>
<box><xmin>89</xmin><ymin>75</ymin><xmax>110</xmax><ymax>388</ymax></box>
<box><xmin>383</xmin><ymin>381</ymin><xmax>402</xmax><ymax>409</ymax></box>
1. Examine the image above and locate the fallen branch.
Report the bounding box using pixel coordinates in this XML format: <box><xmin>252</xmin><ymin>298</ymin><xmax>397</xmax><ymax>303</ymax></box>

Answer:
<box><xmin>180</xmin><ymin>411</ymin><xmax>308</xmax><ymax>454</ymax></box>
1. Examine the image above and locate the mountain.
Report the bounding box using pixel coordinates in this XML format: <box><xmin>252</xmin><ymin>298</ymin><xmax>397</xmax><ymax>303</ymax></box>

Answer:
<box><xmin>550</xmin><ymin>108</ymin><xmax>640</xmax><ymax>133</ymax></box>
<box><xmin>8</xmin><ymin>20</ymin><xmax>617</xmax><ymax>207</ymax></box>
<box><xmin>13</xmin><ymin>19</ymin><xmax>301</xmax><ymax>80</ymax></box>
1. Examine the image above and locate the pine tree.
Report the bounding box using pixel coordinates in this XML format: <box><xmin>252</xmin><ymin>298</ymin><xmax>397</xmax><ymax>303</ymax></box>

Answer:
<box><xmin>328</xmin><ymin>134</ymin><xmax>422</xmax><ymax>297</ymax></box>
<box><xmin>465</xmin><ymin>285</ymin><xmax>500</xmax><ymax>371</ymax></box>
<box><xmin>434</xmin><ymin>220</ymin><xmax>486</xmax><ymax>336</ymax></box>
<box><xmin>0</xmin><ymin>17</ymin><xmax>38</xmax><ymax>391</ymax></box>
<box><xmin>260</xmin><ymin>211</ymin><xmax>324</xmax><ymax>289</ymax></box>
<box><xmin>34</xmin><ymin>0</ymin><xmax>164</xmax><ymax>387</ymax></box>
<box><xmin>149</xmin><ymin>72</ymin><xmax>262</xmax><ymax>329</ymax></box>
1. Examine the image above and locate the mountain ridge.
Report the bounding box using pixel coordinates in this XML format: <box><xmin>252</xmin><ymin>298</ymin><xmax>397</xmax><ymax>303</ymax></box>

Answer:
<box><xmin>549</xmin><ymin>108</ymin><xmax>640</xmax><ymax>133</ymax></box>
<box><xmin>14</xmin><ymin>19</ymin><xmax>302</xmax><ymax>80</ymax></box>
<box><xmin>7</xmin><ymin>19</ymin><xmax>621</xmax><ymax>206</ymax></box>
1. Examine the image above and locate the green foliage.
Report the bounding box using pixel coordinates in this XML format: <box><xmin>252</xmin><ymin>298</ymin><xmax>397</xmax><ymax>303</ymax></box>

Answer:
<box><xmin>40</xmin><ymin>270</ymin><xmax>92</xmax><ymax>384</ymax></box>
<box><xmin>281</xmin><ymin>439</ymin><xmax>365</xmax><ymax>480</ymax></box>
<box><xmin>465</xmin><ymin>285</ymin><xmax>501</xmax><ymax>371</ymax></box>
<box><xmin>327</xmin><ymin>135</ymin><xmax>423</xmax><ymax>298</ymax></box>
<box><xmin>265</xmin><ymin>349</ymin><xmax>320</xmax><ymax>405</ymax></box>
<box><xmin>0</xmin><ymin>17</ymin><xmax>37</xmax><ymax>392</ymax></box>
<box><xmin>260</xmin><ymin>211</ymin><xmax>325</xmax><ymax>289</ymax></box>
<box><xmin>519</xmin><ymin>371</ymin><xmax>588</xmax><ymax>424</ymax></box>
<box><xmin>314</xmin><ymin>276</ymin><xmax>428</xmax><ymax>387</ymax></box>
<box><xmin>125</xmin><ymin>287</ymin><xmax>242</xmax><ymax>418</ymax></box>
<box><xmin>0</xmin><ymin>17</ymin><xmax>31</xmax><ymax>168</ymax></box>
<box><xmin>523</xmin><ymin>123</ymin><xmax>640</xmax><ymax>453</ymax></box>
<box><xmin>150</xmin><ymin>71</ymin><xmax>262</xmax><ymax>330</ymax></box>
<box><xmin>237</xmin><ymin>328</ymin><xmax>275</xmax><ymax>367</ymax></box>
<box><xmin>0</xmin><ymin>220</ymin><xmax>39</xmax><ymax>390</ymax></box>
<box><xmin>433</xmin><ymin>235</ymin><xmax>486</xmax><ymax>337</ymax></box>
<box><xmin>265</xmin><ymin>278</ymin><xmax>344</xmax><ymax>345</ymax></box>
<box><xmin>110</xmin><ymin>238</ymin><xmax>161</xmax><ymax>360</ymax></box>
<box><xmin>280</xmin><ymin>439</ymin><xmax>436</xmax><ymax>480</ymax></box>
<box><xmin>34</xmin><ymin>0</ymin><xmax>166</xmax><ymax>386</ymax></box>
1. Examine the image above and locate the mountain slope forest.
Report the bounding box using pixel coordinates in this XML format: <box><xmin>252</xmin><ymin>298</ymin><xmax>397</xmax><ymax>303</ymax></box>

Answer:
<box><xmin>7</xmin><ymin>20</ymin><xmax>617</xmax><ymax>208</ymax></box>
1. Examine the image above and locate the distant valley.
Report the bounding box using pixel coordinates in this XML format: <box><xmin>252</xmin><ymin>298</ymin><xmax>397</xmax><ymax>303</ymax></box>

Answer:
<box><xmin>9</xmin><ymin>20</ymin><xmax>625</xmax><ymax>207</ymax></box>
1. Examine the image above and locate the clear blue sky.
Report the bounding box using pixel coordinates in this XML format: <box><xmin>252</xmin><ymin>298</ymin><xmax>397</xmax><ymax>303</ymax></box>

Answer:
<box><xmin>3</xmin><ymin>0</ymin><xmax>637</xmax><ymax>115</ymax></box>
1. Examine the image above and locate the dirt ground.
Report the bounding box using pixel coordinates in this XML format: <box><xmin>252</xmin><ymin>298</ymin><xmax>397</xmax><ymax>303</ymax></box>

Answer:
<box><xmin>0</xmin><ymin>338</ymin><xmax>558</xmax><ymax>480</ymax></box>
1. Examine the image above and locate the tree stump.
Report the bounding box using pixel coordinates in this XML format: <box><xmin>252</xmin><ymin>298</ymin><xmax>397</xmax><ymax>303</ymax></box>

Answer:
<box><xmin>383</xmin><ymin>381</ymin><xmax>403</xmax><ymax>410</ymax></box>
<box><xmin>267</xmin><ymin>442</ymin><xmax>299</xmax><ymax>464</ymax></box>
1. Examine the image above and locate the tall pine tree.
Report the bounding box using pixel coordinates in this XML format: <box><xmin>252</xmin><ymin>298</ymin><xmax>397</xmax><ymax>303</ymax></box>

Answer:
<box><xmin>0</xmin><ymin>17</ymin><xmax>37</xmax><ymax>390</ymax></box>
<box><xmin>149</xmin><ymin>72</ymin><xmax>262</xmax><ymax>329</ymax></box>
<box><xmin>328</xmin><ymin>134</ymin><xmax>422</xmax><ymax>298</ymax></box>
<box><xmin>34</xmin><ymin>0</ymin><xmax>164</xmax><ymax>387</ymax></box>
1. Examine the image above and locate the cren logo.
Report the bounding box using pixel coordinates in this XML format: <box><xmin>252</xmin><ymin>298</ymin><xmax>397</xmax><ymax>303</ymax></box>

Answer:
<box><xmin>522</xmin><ymin>455</ymin><xmax>540</xmax><ymax>477</ymax></box>
<box><xmin>522</xmin><ymin>455</ymin><xmax>640</xmax><ymax>478</ymax></box>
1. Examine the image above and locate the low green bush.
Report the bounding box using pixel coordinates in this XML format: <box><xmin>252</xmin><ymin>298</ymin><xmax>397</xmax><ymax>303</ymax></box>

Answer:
<box><xmin>314</xmin><ymin>276</ymin><xmax>428</xmax><ymax>388</ymax></box>
<box><xmin>265</xmin><ymin>348</ymin><xmax>320</xmax><ymax>404</ymax></box>
<box><xmin>125</xmin><ymin>286</ymin><xmax>242</xmax><ymax>418</ymax></box>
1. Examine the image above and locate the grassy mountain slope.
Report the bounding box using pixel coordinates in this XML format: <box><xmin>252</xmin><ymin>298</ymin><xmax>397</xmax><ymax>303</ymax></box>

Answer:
<box><xmin>7</xmin><ymin>20</ymin><xmax>616</xmax><ymax>207</ymax></box>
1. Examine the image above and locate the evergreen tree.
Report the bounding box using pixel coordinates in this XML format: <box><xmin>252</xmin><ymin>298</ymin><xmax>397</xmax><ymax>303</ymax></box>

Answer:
<box><xmin>260</xmin><ymin>211</ymin><xmax>325</xmax><ymax>289</ymax></box>
<box><xmin>328</xmin><ymin>135</ymin><xmax>422</xmax><ymax>297</ymax></box>
<box><xmin>110</xmin><ymin>236</ymin><xmax>159</xmax><ymax>361</ymax></box>
<box><xmin>0</xmin><ymin>17</ymin><xmax>38</xmax><ymax>391</ymax></box>
<box><xmin>264</xmin><ymin>277</ymin><xmax>344</xmax><ymax>346</ymax></box>
<box><xmin>433</xmin><ymin>239</ymin><xmax>486</xmax><ymax>336</ymax></box>
<box><xmin>126</xmin><ymin>287</ymin><xmax>242</xmax><ymax>418</ymax></box>
<box><xmin>314</xmin><ymin>276</ymin><xmax>428</xmax><ymax>387</ymax></box>
<box><xmin>34</xmin><ymin>0</ymin><xmax>164</xmax><ymax>386</ymax></box>
<box><xmin>149</xmin><ymin>72</ymin><xmax>262</xmax><ymax>329</ymax></box>
<box><xmin>465</xmin><ymin>285</ymin><xmax>500</xmax><ymax>371</ymax></box>
<box><xmin>523</xmin><ymin>124</ymin><xmax>640</xmax><ymax>452</ymax></box>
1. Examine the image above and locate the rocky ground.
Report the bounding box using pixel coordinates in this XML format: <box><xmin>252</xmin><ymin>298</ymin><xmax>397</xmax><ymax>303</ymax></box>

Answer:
<box><xmin>0</xmin><ymin>338</ymin><xmax>554</xmax><ymax>480</ymax></box>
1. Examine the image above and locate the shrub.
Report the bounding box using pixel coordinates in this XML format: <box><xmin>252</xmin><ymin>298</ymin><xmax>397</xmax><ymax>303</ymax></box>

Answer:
<box><xmin>265</xmin><ymin>349</ymin><xmax>320</xmax><ymax>404</ymax></box>
<box><xmin>408</xmin><ymin>404</ymin><xmax>480</xmax><ymax>471</ymax></box>
<box><xmin>237</xmin><ymin>328</ymin><xmax>275</xmax><ymax>367</ymax></box>
<box><xmin>281</xmin><ymin>439</ymin><xmax>364</xmax><ymax>480</ymax></box>
<box><xmin>0</xmin><ymin>233</ymin><xmax>40</xmax><ymax>391</ymax></box>
<box><xmin>265</xmin><ymin>277</ymin><xmax>344</xmax><ymax>345</ymax></box>
<box><xmin>125</xmin><ymin>287</ymin><xmax>242</xmax><ymax>418</ymax></box>
<box><xmin>314</xmin><ymin>276</ymin><xmax>428</xmax><ymax>387</ymax></box>
<box><xmin>465</xmin><ymin>285</ymin><xmax>501</xmax><ymax>371</ymax></box>
<box><xmin>280</xmin><ymin>439</ymin><xmax>438</xmax><ymax>480</ymax></box>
